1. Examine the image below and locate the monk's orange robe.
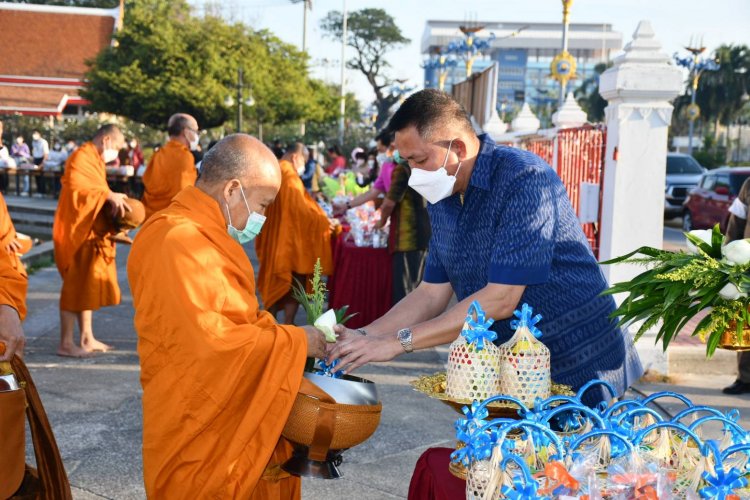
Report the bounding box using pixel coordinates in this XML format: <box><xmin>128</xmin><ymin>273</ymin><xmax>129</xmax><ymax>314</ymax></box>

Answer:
<box><xmin>127</xmin><ymin>186</ymin><xmax>307</xmax><ymax>499</ymax></box>
<box><xmin>256</xmin><ymin>159</ymin><xmax>333</xmax><ymax>309</ymax></box>
<box><xmin>0</xmin><ymin>194</ymin><xmax>27</xmax><ymax>319</ymax></box>
<box><xmin>52</xmin><ymin>142</ymin><xmax>119</xmax><ymax>312</ymax></box>
<box><xmin>141</xmin><ymin>139</ymin><xmax>197</xmax><ymax>220</ymax></box>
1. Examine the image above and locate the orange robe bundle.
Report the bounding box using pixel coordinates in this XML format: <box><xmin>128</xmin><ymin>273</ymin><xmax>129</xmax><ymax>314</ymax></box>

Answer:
<box><xmin>127</xmin><ymin>186</ymin><xmax>307</xmax><ymax>499</ymax></box>
<box><xmin>141</xmin><ymin>140</ymin><xmax>197</xmax><ymax>220</ymax></box>
<box><xmin>256</xmin><ymin>159</ymin><xmax>333</xmax><ymax>309</ymax></box>
<box><xmin>0</xmin><ymin>194</ymin><xmax>28</xmax><ymax>319</ymax></box>
<box><xmin>52</xmin><ymin>142</ymin><xmax>119</xmax><ymax>312</ymax></box>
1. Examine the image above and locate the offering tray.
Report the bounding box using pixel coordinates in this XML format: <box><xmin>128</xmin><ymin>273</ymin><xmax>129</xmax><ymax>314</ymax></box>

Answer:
<box><xmin>410</xmin><ymin>372</ymin><xmax>574</xmax><ymax>420</ymax></box>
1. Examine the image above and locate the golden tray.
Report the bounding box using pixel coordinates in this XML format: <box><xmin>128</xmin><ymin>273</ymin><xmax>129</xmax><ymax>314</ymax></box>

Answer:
<box><xmin>410</xmin><ymin>372</ymin><xmax>575</xmax><ymax>420</ymax></box>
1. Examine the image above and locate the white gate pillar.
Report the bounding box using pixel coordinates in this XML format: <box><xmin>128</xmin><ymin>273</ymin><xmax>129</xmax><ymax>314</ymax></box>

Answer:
<box><xmin>598</xmin><ymin>21</ymin><xmax>683</xmax><ymax>374</ymax></box>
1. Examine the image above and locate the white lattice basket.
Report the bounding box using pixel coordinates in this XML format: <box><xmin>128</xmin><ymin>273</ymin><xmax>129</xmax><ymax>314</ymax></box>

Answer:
<box><xmin>498</xmin><ymin>304</ymin><xmax>551</xmax><ymax>407</ymax></box>
<box><xmin>446</xmin><ymin>302</ymin><xmax>501</xmax><ymax>401</ymax></box>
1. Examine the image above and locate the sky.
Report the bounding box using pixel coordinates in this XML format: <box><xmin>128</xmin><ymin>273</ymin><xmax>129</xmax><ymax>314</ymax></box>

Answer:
<box><xmin>190</xmin><ymin>0</ymin><xmax>750</xmax><ymax>106</ymax></box>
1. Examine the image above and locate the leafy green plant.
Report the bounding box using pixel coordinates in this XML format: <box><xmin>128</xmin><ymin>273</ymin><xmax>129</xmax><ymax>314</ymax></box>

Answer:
<box><xmin>602</xmin><ymin>224</ymin><xmax>750</xmax><ymax>356</ymax></box>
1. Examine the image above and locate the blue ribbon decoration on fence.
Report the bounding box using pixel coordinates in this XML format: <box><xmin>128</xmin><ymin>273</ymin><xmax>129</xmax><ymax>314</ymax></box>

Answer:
<box><xmin>699</xmin><ymin>467</ymin><xmax>748</xmax><ymax>499</ymax></box>
<box><xmin>509</xmin><ymin>303</ymin><xmax>543</xmax><ymax>339</ymax></box>
<box><xmin>460</xmin><ymin>301</ymin><xmax>496</xmax><ymax>351</ymax></box>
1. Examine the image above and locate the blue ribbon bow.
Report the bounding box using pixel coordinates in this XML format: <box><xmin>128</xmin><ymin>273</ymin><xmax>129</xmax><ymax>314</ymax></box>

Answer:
<box><xmin>699</xmin><ymin>467</ymin><xmax>748</xmax><ymax>499</ymax></box>
<box><xmin>509</xmin><ymin>303</ymin><xmax>543</xmax><ymax>339</ymax></box>
<box><xmin>460</xmin><ymin>301</ymin><xmax>496</xmax><ymax>351</ymax></box>
<box><xmin>315</xmin><ymin>359</ymin><xmax>343</xmax><ymax>378</ymax></box>
<box><xmin>451</xmin><ymin>428</ymin><xmax>498</xmax><ymax>466</ymax></box>
<box><xmin>455</xmin><ymin>401</ymin><xmax>489</xmax><ymax>436</ymax></box>
<box><xmin>501</xmin><ymin>479</ymin><xmax>546</xmax><ymax>500</ymax></box>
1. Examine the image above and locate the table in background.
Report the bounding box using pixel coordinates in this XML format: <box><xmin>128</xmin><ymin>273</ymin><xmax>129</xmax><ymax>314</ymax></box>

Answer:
<box><xmin>328</xmin><ymin>233</ymin><xmax>392</xmax><ymax>329</ymax></box>
<box><xmin>407</xmin><ymin>448</ymin><xmax>466</xmax><ymax>500</ymax></box>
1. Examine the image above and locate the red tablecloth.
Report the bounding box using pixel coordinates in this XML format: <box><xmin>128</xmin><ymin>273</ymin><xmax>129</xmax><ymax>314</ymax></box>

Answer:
<box><xmin>328</xmin><ymin>233</ymin><xmax>392</xmax><ymax>329</ymax></box>
<box><xmin>408</xmin><ymin>448</ymin><xmax>466</xmax><ymax>500</ymax></box>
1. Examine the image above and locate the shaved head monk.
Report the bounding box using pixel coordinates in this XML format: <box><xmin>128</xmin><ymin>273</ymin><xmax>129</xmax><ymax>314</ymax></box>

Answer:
<box><xmin>256</xmin><ymin>142</ymin><xmax>336</xmax><ymax>324</ymax></box>
<box><xmin>127</xmin><ymin>134</ymin><xmax>327</xmax><ymax>499</ymax></box>
<box><xmin>141</xmin><ymin>113</ymin><xmax>199</xmax><ymax>220</ymax></box>
<box><xmin>0</xmin><ymin>193</ymin><xmax>27</xmax><ymax>361</ymax></box>
<box><xmin>53</xmin><ymin>124</ymin><xmax>131</xmax><ymax>357</ymax></box>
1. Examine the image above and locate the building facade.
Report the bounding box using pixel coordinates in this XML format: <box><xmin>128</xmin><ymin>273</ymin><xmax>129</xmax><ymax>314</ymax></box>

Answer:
<box><xmin>422</xmin><ymin>20</ymin><xmax>622</xmax><ymax>112</ymax></box>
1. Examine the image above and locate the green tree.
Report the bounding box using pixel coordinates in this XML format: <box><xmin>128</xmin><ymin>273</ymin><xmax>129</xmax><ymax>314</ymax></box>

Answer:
<box><xmin>573</xmin><ymin>62</ymin><xmax>611</xmax><ymax>123</ymax></box>
<box><xmin>84</xmin><ymin>0</ymin><xmax>328</xmax><ymax>130</ymax></box>
<box><xmin>320</xmin><ymin>8</ymin><xmax>409</xmax><ymax>130</ymax></box>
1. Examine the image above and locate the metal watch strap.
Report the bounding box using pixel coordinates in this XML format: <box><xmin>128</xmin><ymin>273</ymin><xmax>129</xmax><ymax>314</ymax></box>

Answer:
<box><xmin>397</xmin><ymin>328</ymin><xmax>413</xmax><ymax>353</ymax></box>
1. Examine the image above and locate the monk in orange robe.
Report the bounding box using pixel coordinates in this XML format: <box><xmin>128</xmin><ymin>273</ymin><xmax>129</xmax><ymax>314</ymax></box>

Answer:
<box><xmin>127</xmin><ymin>134</ymin><xmax>326</xmax><ymax>498</ymax></box>
<box><xmin>52</xmin><ymin>124</ymin><xmax>131</xmax><ymax>357</ymax></box>
<box><xmin>256</xmin><ymin>142</ymin><xmax>335</xmax><ymax>324</ymax></box>
<box><xmin>0</xmin><ymin>193</ymin><xmax>27</xmax><ymax>361</ymax></box>
<box><xmin>141</xmin><ymin>113</ymin><xmax>199</xmax><ymax>220</ymax></box>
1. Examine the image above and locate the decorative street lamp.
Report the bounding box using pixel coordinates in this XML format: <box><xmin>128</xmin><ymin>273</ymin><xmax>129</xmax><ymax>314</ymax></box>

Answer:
<box><xmin>422</xmin><ymin>51</ymin><xmax>458</xmax><ymax>91</ymax></box>
<box><xmin>550</xmin><ymin>0</ymin><xmax>577</xmax><ymax>106</ymax></box>
<box><xmin>674</xmin><ymin>39</ymin><xmax>720</xmax><ymax>156</ymax></box>
<box><xmin>447</xmin><ymin>25</ymin><xmax>495</xmax><ymax>78</ymax></box>
<box><xmin>224</xmin><ymin>67</ymin><xmax>255</xmax><ymax>133</ymax></box>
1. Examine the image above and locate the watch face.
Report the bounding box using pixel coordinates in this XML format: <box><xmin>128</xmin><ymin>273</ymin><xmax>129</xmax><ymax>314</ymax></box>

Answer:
<box><xmin>398</xmin><ymin>329</ymin><xmax>410</xmax><ymax>341</ymax></box>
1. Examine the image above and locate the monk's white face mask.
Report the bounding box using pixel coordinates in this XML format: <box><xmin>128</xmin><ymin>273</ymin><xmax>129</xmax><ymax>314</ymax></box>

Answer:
<box><xmin>225</xmin><ymin>184</ymin><xmax>266</xmax><ymax>245</ymax></box>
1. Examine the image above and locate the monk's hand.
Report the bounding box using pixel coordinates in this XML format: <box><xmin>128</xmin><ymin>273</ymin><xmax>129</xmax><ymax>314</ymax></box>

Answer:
<box><xmin>0</xmin><ymin>305</ymin><xmax>25</xmax><ymax>361</ymax></box>
<box><xmin>107</xmin><ymin>192</ymin><xmax>132</xmax><ymax>218</ymax></box>
<box><xmin>302</xmin><ymin>326</ymin><xmax>327</xmax><ymax>358</ymax></box>
<box><xmin>5</xmin><ymin>238</ymin><xmax>22</xmax><ymax>255</ymax></box>
<box><xmin>325</xmin><ymin>326</ymin><xmax>401</xmax><ymax>375</ymax></box>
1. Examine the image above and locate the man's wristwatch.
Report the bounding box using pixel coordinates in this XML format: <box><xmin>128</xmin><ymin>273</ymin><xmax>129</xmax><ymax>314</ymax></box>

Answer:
<box><xmin>396</xmin><ymin>328</ymin><xmax>413</xmax><ymax>353</ymax></box>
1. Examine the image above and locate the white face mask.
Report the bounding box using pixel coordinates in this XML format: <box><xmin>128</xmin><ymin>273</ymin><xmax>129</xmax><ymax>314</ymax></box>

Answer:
<box><xmin>32</xmin><ymin>134</ymin><xmax>41</xmax><ymax>141</ymax></box>
<box><xmin>367</xmin><ymin>159</ymin><xmax>375</xmax><ymax>169</ymax></box>
<box><xmin>376</xmin><ymin>152</ymin><xmax>389</xmax><ymax>165</ymax></box>
<box><xmin>407</xmin><ymin>139</ymin><xmax>462</xmax><ymax>205</ymax></box>
<box><xmin>188</xmin><ymin>130</ymin><xmax>200</xmax><ymax>151</ymax></box>
<box><xmin>103</xmin><ymin>148</ymin><xmax>119</xmax><ymax>163</ymax></box>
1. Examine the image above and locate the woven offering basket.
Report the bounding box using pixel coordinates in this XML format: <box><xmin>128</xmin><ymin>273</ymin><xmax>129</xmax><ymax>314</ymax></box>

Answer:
<box><xmin>446</xmin><ymin>301</ymin><xmax>501</xmax><ymax>401</ymax></box>
<box><xmin>498</xmin><ymin>304</ymin><xmax>551</xmax><ymax>407</ymax></box>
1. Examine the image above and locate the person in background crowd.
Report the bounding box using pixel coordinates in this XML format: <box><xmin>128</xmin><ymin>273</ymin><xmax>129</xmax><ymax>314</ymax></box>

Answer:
<box><xmin>53</xmin><ymin>124</ymin><xmax>131</xmax><ymax>357</ymax></box>
<box><xmin>46</xmin><ymin>142</ymin><xmax>68</xmax><ymax>195</ymax></box>
<box><xmin>128</xmin><ymin>138</ymin><xmax>144</xmax><ymax>169</ymax></box>
<box><xmin>299</xmin><ymin>146</ymin><xmax>316</xmax><ymax>191</ymax></box>
<box><xmin>374</xmin><ymin>157</ymin><xmax>431</xmax><ymax>304</ymax></box>
<box><xmin>65</xmin><ymin>140</ymin><xmax>78</xmax><ymax>154</ymax></box>
<box><xmin>272</xmin><ymin>139</ymin><xmax>285</xmax><ymax>160</ymax></box>
<box><xmin>141</xmin><ymin>113</ymin><xmax>200</xmax><ymax>221</ymax></box>
<box><xmin>353</xmin><ymin>149</ymin><xmax>378</xmax><ymax>188</ymax></box>
<box><xmin>332</xmin><ymin>130</ymin><xmax>397</xmax><ymax>214</ymax></box>
<box><xmin>11</xmin><ymin>136</ymin><xmax>32</xmax><ymax>196</ymax></box>
<box><xmin>722</xmin><ymin>177</ymin><xmax>750</xmax><ymax>394</ymax></box>
<box><xmin>0</xmin><ymin>139</ymin><xmax>16</xmax><ymax>192</ymax></box>
<box><xmin>32</xmin><ymin>131</ymin><xmax>50</xmax><ymax>197</ymax></box>
<box><xmin>325</xmin><ymin>144</ymin><xmax>346</xmax><ymax>176</ymax></box>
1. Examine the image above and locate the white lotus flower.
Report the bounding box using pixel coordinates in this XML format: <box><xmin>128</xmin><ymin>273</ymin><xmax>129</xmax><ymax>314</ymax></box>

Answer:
<box><xmin>314</xmin><ymin>309</ymin><xmax>338</xmax><ymax>343</ymax></box>
<box><xmin>719</xmin><ymin>282</ymin><xmax>746</xmax><ymax>301</ymax></box>
<box><xmin>685</xmin><ymin>229</ymin><xmax>713</xmax><ymax>254</ymax></box>
<box><xmin>722</xmin><ymin>239</ymin><xmax>750</xmax><ymax>266</ymax></box>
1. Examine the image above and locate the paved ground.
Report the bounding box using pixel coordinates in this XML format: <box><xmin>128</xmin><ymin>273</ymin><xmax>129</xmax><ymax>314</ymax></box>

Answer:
<box><xmin>11</xmin><ymin>200</ymin><xmax>748</xmax><ymax>499</ymax></box>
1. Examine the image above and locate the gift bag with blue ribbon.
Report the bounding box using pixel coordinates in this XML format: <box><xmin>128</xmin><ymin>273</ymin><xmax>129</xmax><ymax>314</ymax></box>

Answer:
<box><xmin>498</xmin><ymin>303</ymin><xmax>551</xmax><ymax>407</ymax></box>
<box><xmin>446</xmin><ymin>301</ymin><xmax>502</xmax><ymax>401</ymax></box>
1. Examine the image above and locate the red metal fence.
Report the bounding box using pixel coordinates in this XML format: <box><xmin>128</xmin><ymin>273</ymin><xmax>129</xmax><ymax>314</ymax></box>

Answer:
<box><xmin>519</xmin><ymin>125</ymin><xmax>607</xmax><ymax>257</ymax></box>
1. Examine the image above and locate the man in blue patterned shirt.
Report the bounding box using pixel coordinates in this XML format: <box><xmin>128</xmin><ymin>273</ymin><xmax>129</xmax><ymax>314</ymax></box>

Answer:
<box><xmin>328</xmin><ymin>90</ymin><xmax>642</xmax><ymax>404</ymax></box>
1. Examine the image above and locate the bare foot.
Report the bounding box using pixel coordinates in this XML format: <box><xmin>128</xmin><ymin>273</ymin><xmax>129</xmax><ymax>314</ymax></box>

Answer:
<box><xmin>57</xmin><ymin>345</ymin><xmax>93</xmax><ymax>358</ymax></box>
<box><xmin>81</xmin><ymin>338</ymin><xmax>113</xmax><ymax>352</ymax></box>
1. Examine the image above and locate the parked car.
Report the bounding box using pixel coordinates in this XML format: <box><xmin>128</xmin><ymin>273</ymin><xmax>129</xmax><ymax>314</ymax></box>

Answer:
<box><xmin>665</xmin><ymin>153</ymin><xmax>704</xmax><ymax>218</ymax></box>
<box><xmin>682</xmin><ymin>167</ymin><xmax>750</xmax><ymax>231</ymax></box>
